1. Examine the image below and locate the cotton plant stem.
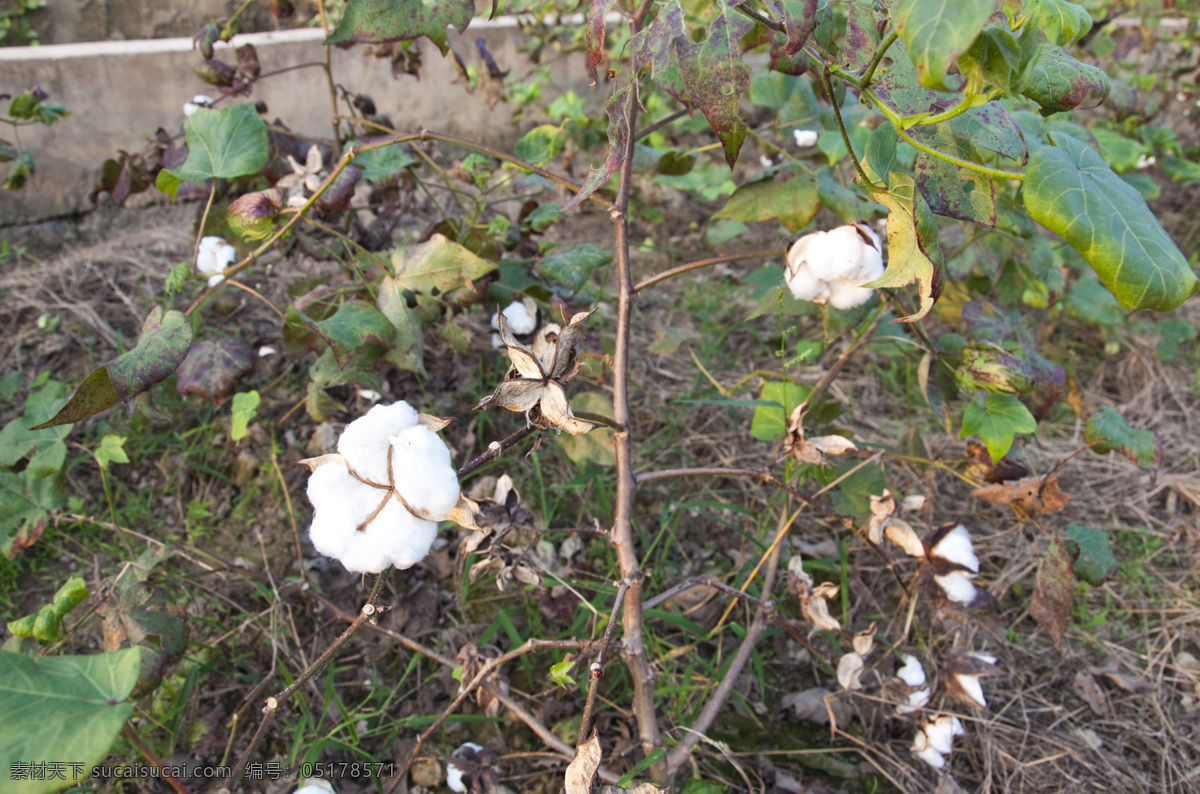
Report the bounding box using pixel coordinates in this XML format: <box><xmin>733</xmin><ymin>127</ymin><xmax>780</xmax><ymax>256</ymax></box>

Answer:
<box><xmin>578</xmin><ymin>576</ymin><xmax>633</xmax><ymax>745</ymax></box>
<box><xmin>606</xmin><ymin>66</ymin><xmax>667</xmax><ymax>783</ymax></box>
<box><xmin>633</xmin><ymin>248</ymin><xmax>787</xmax><ymax>293</ymax></box>
<box><xmin>123</xmin><ymin>725</ymin><xmax>193</xmax><ymax>794</ymax></box>
<box><xmin>224</xmin><ymin>576</ymin><xmax>386</xmax><ymax>792</ymax></box>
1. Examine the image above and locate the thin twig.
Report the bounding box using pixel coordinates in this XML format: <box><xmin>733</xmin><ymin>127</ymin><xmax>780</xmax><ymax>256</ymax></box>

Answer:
<box><xmin>634</xmin><ymin>248</ymin><xmax>787</xmax><ymax>293</ymax></box>
<box><xmin>643</xmin><ymin>574</ymin><xmax>776</xmax><ymax>612</ymax></box>
<box><xmin>578</xmin><ymin>576</ymin><xmax>634</xmax><ymax>744</ymax></box>
<box><xmin>456</xmin><ymin>424</ymin><xmax>541</xmax><ymax>479</ymax></box>
<box><xmin>635</xmin><ymin>109</ymin><xmax>688</xmax><ymax>141</ymax></box>
<box><xmin>123</xmin><ymin>725</ymin><xmax>193</xmax><ymax>794</ymax></box>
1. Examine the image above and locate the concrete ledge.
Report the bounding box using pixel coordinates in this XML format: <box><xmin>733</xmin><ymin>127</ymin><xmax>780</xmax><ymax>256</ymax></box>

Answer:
<box><xmin>1</xmin><ymin>20</ymin><xmax>593</xmax><ymax>224</ymax></box>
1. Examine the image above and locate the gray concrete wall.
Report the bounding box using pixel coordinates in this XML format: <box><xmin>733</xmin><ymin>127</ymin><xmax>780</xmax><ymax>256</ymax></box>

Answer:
<box><xmin>1</xmin><ymin>20</ymin><xmax>595</xmax><ymax>224</ymax></box>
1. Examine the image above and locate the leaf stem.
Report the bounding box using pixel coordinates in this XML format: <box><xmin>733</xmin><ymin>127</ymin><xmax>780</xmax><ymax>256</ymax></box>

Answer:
<box><xmin>859</xmin><ymin>31</ymin><xmax>898</xmax><ymax>88</ymax></box>
<box><xmin>816</xmin><ymin>64</ymin><xmax>887</xmax><ymax>193</ymax></box>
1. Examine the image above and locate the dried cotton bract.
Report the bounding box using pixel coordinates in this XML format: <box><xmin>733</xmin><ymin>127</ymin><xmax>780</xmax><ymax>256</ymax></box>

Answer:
<box><xmin>785</xmin><ymin>222</ymin><xmax>884</xmax><ymax>309</ymax></box>
<box><xmin>302</xmin><ymin>401</ymin><xmax>469</xmax><ymax>574</ymax></box>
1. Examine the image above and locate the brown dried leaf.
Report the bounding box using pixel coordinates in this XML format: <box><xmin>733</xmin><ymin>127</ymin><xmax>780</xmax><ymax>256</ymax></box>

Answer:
<box><xmin>852</xmin><ymin>623</ymin><xmax>877</xmax><ymax>657</ymax></box>
<box><xmin>963</xmin><ymin>440</ymin><xmax>1031</xmax><ymax>483</ymax></box>
<box><xmin>1073</xmin><ymin>670</ymin><xmax>1109</xmax><ymax>716</ymax></box>
<box><xmin>565</xmin><ymin>732</ymin><xmax>602</xmax><ymax>794</ymax></box>
<box><xmin>1030</xmin><ymin>536</ymin><xmax>1075</xmax><ymax>650</ymax></box>
<box><xmin>810</xmin><ymin>435</ymin><xmax>857</xmax><ymax>455</ymax></box>
<box><xmin>972</xmin><ymin>474</ymin><xmax>1071</xmax><ymax>514</ymax></box>
<box><xmin>417</xmin><ymin>413</ymin><xmax>453</xmax><ymax>432</ymax></box>
<box><xmin>1092</xmin><ymin>658</ymin><xmax>1151</xmax><ymax>692</ymax></box>
<box><xmin>296</xmin><ymin>452</ymin><xmax>347</xmax><ymax>472</ymax></box>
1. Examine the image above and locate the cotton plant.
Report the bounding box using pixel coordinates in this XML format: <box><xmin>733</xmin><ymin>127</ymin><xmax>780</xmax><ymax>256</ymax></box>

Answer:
<box><xmin>490</xmin><ymin>297</ymin><xmax>538</xmax><ymax>347</ymax></box>
<box><xmin>301</xmin><ymin>401</ymin><xmax>476</xmax><ymax>574</ymax></box>
<box><xmin>784</xmin><ymin>222</ymin><xmax>885</xmax><ymax>309</ymax></box>
<box><xmin>196</xmin><ymin>236</ymin><xmax>237</xmax><ymax>286</ymax></box>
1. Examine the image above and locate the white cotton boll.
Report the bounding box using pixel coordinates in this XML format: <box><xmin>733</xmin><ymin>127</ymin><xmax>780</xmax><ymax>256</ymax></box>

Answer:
<box><xmin>307</xmin><ymin>464</ymin><xmax>362</xmax><ymax>560</ymax></box>
<box><xmin>897</xmin><ymin>686</ymin><xmax>931</xmax><ymax>715</ymax></box>
<box><xmin>338</xmin><ymin>401</ymin><xmax>419</xmax><ymax>485</ymax></box>
<box><xmin>970</xmin><ymin>652</ymin><xmax>997</xmax><ymax>665</ymax></box>
<box><xmin>805</xmin><ymin>225</ymin><xmax>865</xmax><ymax>282</ymax></box>
<box><xmin>955</xmin><ymin>672</ymin><xmax>987</xmax><ymax>708</ymax></box>
<box><xmin>196</xmin><ymin>237</ymin><xmax>222</xmax><ymax>274</ymax></box>
<box><xmin>794</xmin><ymin>129</ymin><xmax>819</xmax><ymax>147</ymax></box>
<box><xmin>926</xmin><ymin>715</ymin><xmax>964</xmax><ymax>755</ymax></box>
<box><xmin>294</xmin><ymin>779</ymin><xmax>335</xmax><ymax>794</ymax></box>
<box><xmin>184</xmin><ymin>103</ymin><xmax>201</xmax><ymax>117</ymax></box>
<box><xmin>914</xmin><ymin>742</ymin><xmax>946</xmax><ymax>769</ymax></box>
<box><xmin>786</xmin><ymin>264</ymin><xmax>831</xmax><ymax>303</ymax></box>
<box><xmin>760</xmin><ymin>155</ymin><xmax>773</xmax><ymax>168</ymax></box>
<box><xmin>935</xmin><ymin>571</ymin><xmax>979</xmax><ymax>605</ymax></box>
<box><xmin>828</xmin><ymin>280</ymin><xmax>876</xmax><ymax>309</ymax></box>
<box><xmin>491</xmin><ymin>333</ymin><xmax>505</xmax><ymax>348</ymax></box>
<box><xmin>446</xmin><ymin>742</ymin><xmax>484</xmax><ymax>794</ymax></box>
<box><xmin>1136</xmin><ymin>154</ymin><xmax>1156</xmax><ymax>169</ymax></box>
<box><xmin>932</xmin><ymin>524</ymin><xmax>979</xmax><ymax>572</ymax></box>
<box><xmin>501</xmin><ymin>301</ymin><xmax>536</xmax><ymax>334</ymax></box>
<box><xmin>336</xmin><ymin>500</ymin><xmax>430</xmax><ymax>573</ymax></box>
<box><xmin>390</xmin><ymin>425</ymin><xmax>460</xmax><ymax>519</ymax></box>
<box><xmin>897</xmin><ymin>655</ymin><xmax>927</xmax><ymax>687</ymax></box>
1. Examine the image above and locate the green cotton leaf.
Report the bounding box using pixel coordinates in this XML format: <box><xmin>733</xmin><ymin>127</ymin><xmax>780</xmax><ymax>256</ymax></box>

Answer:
<box><xmin>1019</xmin><ymin>40</ymin><xmax>1109</xmax><ymax>114</ymax></box>
<box><xmin>1160</xmin><ymin>156</ymin><xmax>1200</xmax><ymax>182</ymax></box>
<box><xmin>1084</xmin><ymin>406</ymin><xmax>1159</xmax><ymax>467</ymax></box>
<box><xmin>1065</xmin><ymin>524</ymin><xmax>1117</xmax><ymax>586</ymax></box>
<box><xmin>775</xmin><ymin>0</ymin><xmax>820</xmax><ymax>57</ymax></box>
<box><xmin>538</xmin><ymin>244</ymin><xmax>612</xmax><ymax>292</ymax></box>
<box><xmin>1087</xmin><ymin>128</ymin><xmax>1146</xmax><ymax>173</ymax></box>
<box><xmin>1151</xmin><ymin>317</ymin><xmax>1196</xmax><ymax>363</ymax></box>
<box><xmin>844</xmin><ymin>0</ymin><xmax>882</xmax><ymax>72</ymax></box>
<box><xmin>0</xmin><ymin>468</ymin><xmax>67</xmax><ymax>557</ymax></box>
<box><xmin>749</xmin><ymin>71</ymin><xmax>799</xmax><ymax>109</ymax></box>
<box><xmin>5</xmin><ymin>150</ymin><xmax>35</xmax><ymax>190</ymax></box>
<box><xmin>351</xmin><ymin>139</ymin><xmax>417</xmax><ymax>182</ymax></box>
<box><xmin>867</xmin><ymin>173</ymin><xmax>945</xmax><ymax>322</ymax></box>
<box><xmin>36</xmin><ymin>308</ymin><xmax>193</xmax><ymax>429</ymax></box>
<box><xmin>712</xmin><ymin>172</ymin><xmax>819</xmax><ymax>233</ymax></box>
<box><xmin>1024</xmin><ymin>133</ymin><xmax>1199</xmax><ymax>312</ymax></box>
<box><xmin>164</xmin><ymin>106</ymin><xmax>268</xmax><ymax>195</ymax></box>
<box><xmin>1027</xmin><ymin>0</ymin><xmax>1093</xmax><ymax>47</ymax></box>
<box><xmin>894</xmin><ymin>0</ymin><xmax>997</xmax><ymax>90</ymax></box>
<box><xmin>52</xmin><ymin>576</ymin><xmax>89</xmax><ymax>616</ymax></box>
<box><xmin>817</xmin><ymin>167</ymin><xmax>882</xmax><ymax>223</ymax></box>
<box><xmin>311</xmin><ymin>301</ymin><xmax>396</xmax><ymax>368</ymax></box>
<box><xmin>0</xmin><ymin>648</ymin><xmax>140</xmax><ymax>793</ymax></box>
<box><xmin>377</xmin><ymin>278</ymin><xmax>426</xmax><ymax>374</ymax></box>
<box><xmin>675</xmin><ymin>5</ymin><xmax>754</xmax><ymax>168</ymax></box>
<box><xmin>514</xmin><ymin>125</ymin><xmax>565</xmax><ymax>168</ymax></box>
<box><xmin>750</xmin><ymin>381</ymin><xmax>812</xmax><ymax>442</ymax></box>
<box><xmin>94</xmin><ymin>435</ymin><xmax>129</xmax><ymax>470</ymax></box>
<box><xmin>549</xmin><ymin>659</ymin><xmax>577</xmax><ymax>689</ymax></box>
<box><xmin>0</xmin><ymin>379</ymin><xmax>70</xmax><ymax>472</ymax></box>
<box><xmin>324</xmin><ymin>0</ymin><xmax>473</xmax><ymax>54</ymax></box>
<box><xmin>230</xmin><ymin>391</ymin><xmax>260</xmax><ymax>443</ymax></box>
<box><xmin>863</xmin><ymin>123</ymin><xmax>899</xmax><ymax>184</ymax></box>
<box><xmin>960</xmin><ymin>394</ymin><xmax>1037</xmax><ymax>462</ymax></box>
<box><xmin>1065</xmin><ymin>278</ymin><xmax>1125</xmax><ymax>325</ymax></box>
<box><xmin>389</xmin><ymin>233</ymin><xmax>497</xmax><ymax>294</ymax></box>
<box><xmin>561</xmin><ymin>83</ymin><xmax>632</xmax><ymax>211</ymax></box>
<box><xmin>958</xmin><ymin>24</ymin><xmax>1021</xmax><ymax>93</ymax></box>
<box><xmin>823</xmin><ymin>459</ymin><xmax>886</xmax><ymax>517</ymax></box>
<box><xmin>913</xmin><ymin>136</ymin><xmax>997</xmax><ymax>228</ymax></box>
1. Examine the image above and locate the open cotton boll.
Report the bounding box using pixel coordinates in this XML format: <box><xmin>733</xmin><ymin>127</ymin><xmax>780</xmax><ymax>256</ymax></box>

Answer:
<box><xmin>805</xmin><ymin>226</ymin><xmax>867</xmax><ymax>282</ymax></box>
<box><xmin>828</xmin><ymin>280</ymin><xmax>876</xmax><ymax>309</ymax></box>
<box><xmin>446</xmin><ymin>742</ymin><xmax>487</xmax><ymax>794</ymax></box>
<box><xmin>793</xmin><ymin>129</ymin><xmax>819</xmax><ymax>147</ymax></box>
<box><xmin>786</xmin><ymin>264</ymin><xmax>832</xmax><ymax>303</ymax></box>
<box><xmin>390</xmin><ymin>425</ymin><xmax>461</xmax><ymax>519</ymax></box>
<box><xmin>337</xmin><ymin>401</ymin><xmax>419</xmax><ymax>484</ymax></box>
<box><xmin>896</xmin><ymin>655</ymin><xmax>927</xmax><ymax>687</ymax></box>
<box><xmin>337</xmin><ymin>502</ymin><xmax>436</xmax><ymax>573</ymax></box>
<box><xmin>897</xmin><ymin>686</ymin><xmax>931</xmax><ymax>715</ymax></box>
<box><xmin>932</xmin><ymin>524</ymin><xmax>979</xmax><ymax>572</ymax></box>
<box><xmin>912</xmin><ymin>715</ymin><xmax>964</xmax><ymax>769</ymax></box>
<box><xmin>955</xmin><ymin>671</ymin><xmax>988</xmax><ymax>708</ymax></box>
<box><xmin>935</xmin><ymin>571</ymin><xmax>979</xmax><ymax>605</ymax></box>
<box><xmin>294</xmin><ymin>779</ymin><xmax>335</xmax><ymax>794</ymax></box>
<box><xmin>490</xmin><ymin>301</ymin><xmax>536</xmax><ymax>335</ymax></box>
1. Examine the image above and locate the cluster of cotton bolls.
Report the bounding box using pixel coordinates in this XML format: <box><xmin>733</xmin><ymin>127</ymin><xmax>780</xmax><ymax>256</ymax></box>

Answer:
<box><xmin>196</xmin><ymin>236</ymin><xmax>237</xmax><ymax>287</ymax></box>
<box><xmin>304</xmin><ymin>401</ymin><xmax>461</xmax><ymax>573</ymax></box>
<box><xmin>784</xmin><ymin>222</ymin><xmax>885</xmax><ymax>309</ymax></box>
